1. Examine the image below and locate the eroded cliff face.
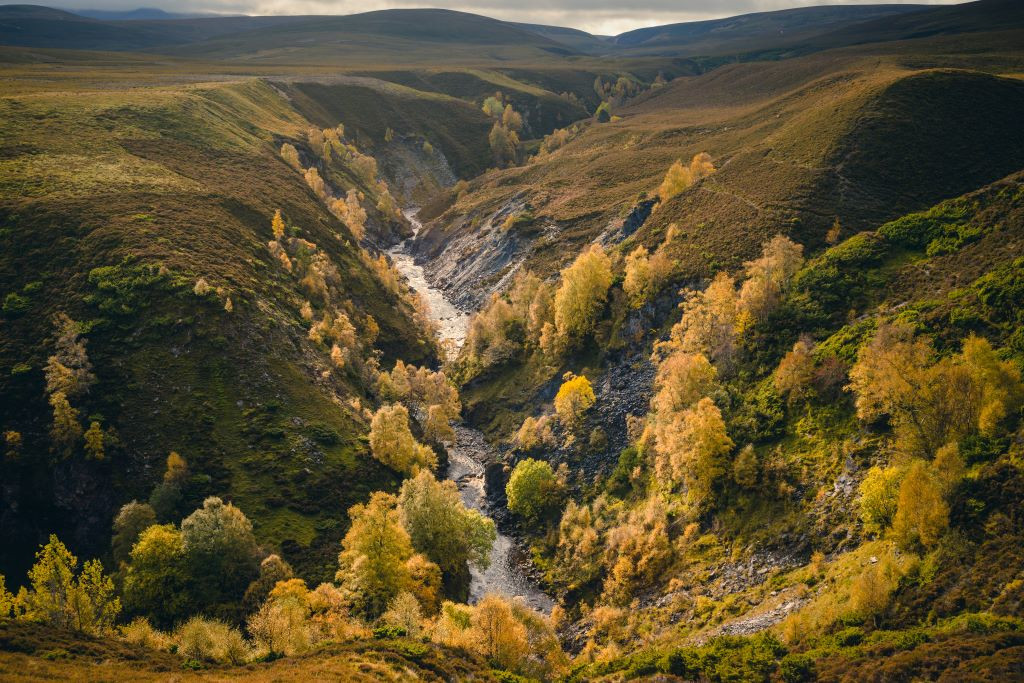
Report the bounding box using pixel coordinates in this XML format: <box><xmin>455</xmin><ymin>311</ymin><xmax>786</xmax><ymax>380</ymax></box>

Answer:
<box><xmin>412</xmin><ymin>196</ymin><xmax>534</xmax><ymax>310</ymax></box>
<box><xmin>376</xmin><ymin>134</ymin><xmax>458</xmax><ymax>208</ymax></box>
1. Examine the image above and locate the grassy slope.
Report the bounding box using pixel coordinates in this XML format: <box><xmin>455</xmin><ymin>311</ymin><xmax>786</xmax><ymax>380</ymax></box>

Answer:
<box><xmin>0</xmin><ymin>621</ymin><xmax>498</xmax><ymax>681</ymax></box>
<box><xmin>428</xmin><ymin>40</ymin><xmax>1024</xmax><ymax>290</ymax></box>
<box><xmin>612</xmin><ymin>4</ymin><xmax>925</xmax><ymax>53</ymax></box>
<box><xmin>564</xmin><ymin>172</ymin><xmax>1024</xmax><ymax>680</ymax></box>
<box><xmin>279</xmin><ymin>77</ymin><xmax>495</xmax><ymax>180</ymax></box>
<box><xmin>431</xmin><ymin>37</ymin><xmax>1024</xmax><ymax>435</ymax></box>
<box><xmin>345</xmin><ymin>68</ymin><xmax>591</xmax><ymax>138</ymax></box>
<box><xmin>0</xmin><ymin>75</ymin><xmax>435</xmax><ymax>584</ymax></box>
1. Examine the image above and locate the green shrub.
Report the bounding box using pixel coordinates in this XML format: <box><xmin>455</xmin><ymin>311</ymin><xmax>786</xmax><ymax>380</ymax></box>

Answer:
<box><xmin>2</xmin><ymin>292</ymin><xmax>30</xmax><ymax>316</ymax></box>
<box><xmin>86</xmin><ymin>260</ymin><xmax>177</xmax><ymax>316</ymax></box>
<box><xmin>373</xmin><ymin>624</ymin><xmax>407</xmax><ymax>639</ymax></box>
<box><xmin>387</xmin><ymin>639</ymin><xmax>429</xmax><ymax>660</ymax></box>
<box><xmin>606</xmin><ymin>447</ymin><xmax>642</xmax><ymax>498</ymax></box>
<box><xmin>792</xmin><ymin>232</ymin><xmax>888</xmax><ymax>320</ymax></box>
<box><xmin>959</xmin><ymin>434</ymin><xmax>1011</xmax><ymax>465</ymax></box>
<box><xmin>506</xmin><ymin>458</ymin><xmax>564</xmax><ymax>524</ymax></box>
<box><xmin>878</xmin><ymin>199</ymin><xmax>972</xmax><ymax>250</ymax></box>
<box><xmin>832</xmin><ymin>626</ymin><xmax>864</xmax><ymax>647</ymax></box>
<box><xmin>779</xmin><ymin>653</ymin><xmax>816</xmax><ymax>682</ymax></box>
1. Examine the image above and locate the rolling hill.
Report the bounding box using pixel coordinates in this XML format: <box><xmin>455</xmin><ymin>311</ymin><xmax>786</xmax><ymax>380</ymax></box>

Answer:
<box><xmin>612</xmin><ymin>3</ymin><xmax>927</xmax><ymax>53</ymax></box>
<box><xmin>0</xmin><ymin>5</ymin><xmax>304</xmax><ymax>50</ymax></box>
<box><xmin>6</xmin><ymin>2</ymin><xmax>1016</xmax><ymax>66</ymax></box>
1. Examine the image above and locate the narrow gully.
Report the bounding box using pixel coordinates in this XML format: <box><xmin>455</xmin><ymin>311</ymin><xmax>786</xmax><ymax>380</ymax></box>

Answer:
<box><xmin>390</xmin><ymin>210</ymin><xmax>554</xmax><ymax>613</ymax></box>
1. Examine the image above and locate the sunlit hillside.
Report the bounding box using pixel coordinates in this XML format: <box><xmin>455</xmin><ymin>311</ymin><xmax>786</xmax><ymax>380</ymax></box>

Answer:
<box><xmin>1</xmin><ymin>1</ymin><xmax>1023</xmax><ymax>680</ymax></box>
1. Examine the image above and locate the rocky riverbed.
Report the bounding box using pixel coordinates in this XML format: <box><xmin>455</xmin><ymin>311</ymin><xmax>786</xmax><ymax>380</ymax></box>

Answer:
<box><xmin>390</xmin><ymin>209</ymin><xmax>554</xmax><ymax>612</ymax></box>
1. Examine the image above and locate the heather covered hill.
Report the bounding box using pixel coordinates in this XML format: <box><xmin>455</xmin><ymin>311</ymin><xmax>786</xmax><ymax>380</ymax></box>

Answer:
<box><xmin>0</xmin><ymin>4</ymin><xmax>305</xmax><ymax>50</ymax></box>
<box><xmin>612</xmin><ymin>4</ymin><xmax>925</xmax><ymax>53</ymax></box>
<box><xmin>0</xmin><ymin>77</ymin><xmax>440</xmax><ymax>583</ymax></box>
<box><xmin>414</xmin><ymin>52</ymin><xmax>1024</xmax><ymax>313</ymax></box>
<box><xmin>123</xmin><ymin>8</ymin><xmax>599</xmax><ymax>65</ymax></box>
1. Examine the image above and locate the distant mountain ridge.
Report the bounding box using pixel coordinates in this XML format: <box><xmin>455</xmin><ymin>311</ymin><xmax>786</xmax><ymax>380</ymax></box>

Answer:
<box><xmin>0</xmin><ymin>2</ymin><xmax>1021</xmax><ymax>62</ymax></box>
<box><xmin>66</xmin><ymin>7</ymin><xmax>233</xmax><ymax>20</ymax></box>
<box><xmin>612</xmin><ymin>4</ymin><xmax>927</xmax><ymax>48</ymax></box>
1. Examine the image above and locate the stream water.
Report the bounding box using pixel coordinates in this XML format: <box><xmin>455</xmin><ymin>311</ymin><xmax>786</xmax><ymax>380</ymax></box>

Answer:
<box><xmin>390</xmin><ymin>210</ymin><xmax>554</xmax><ymax>613</ymax></box>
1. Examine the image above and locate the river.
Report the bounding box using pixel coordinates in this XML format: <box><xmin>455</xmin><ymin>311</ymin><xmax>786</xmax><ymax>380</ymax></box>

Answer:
<box><xmin>390</xmin><ymin>210</ymin><xmax>554</xmax><ymax>613</ymax></box>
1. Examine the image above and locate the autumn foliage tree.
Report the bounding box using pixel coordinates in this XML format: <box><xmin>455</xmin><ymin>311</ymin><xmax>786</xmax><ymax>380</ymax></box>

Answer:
<box><xmin>329</xmin><ymin>189</ymin><xmax>367</xmax><ymax>241</ymax></box>
<box><xmin>122</xmin><ymin>524</ymin><xmax>191</xmax><ymax>628</ymax></box>
<box><xmin>44</xmin><ymin>313</ymin><xmax>95</xmax><ymax>453</ymax></box>
<box><xmin>469</xmin><ymin>594</ymin><xmax>529</xmax><ymax>670</ymax></box>
<box><xmin>650</xmin><ymin>352</ymin><xmax>717</xmax><ymax>418</ymax></box>
<box><xmin>736</xmin><ymin>235</ymin><xmax>804</xmax><ymax>327</ymax></box>
<box><xmin>552</xmin><ymin>497</ymin><xmax>608</xmax><ymax>593</ymax></box>
<box><xmin>553</xmin><ymin>245</ymin><xmax>613</xmax><ymax>348</ymax></box>
<box><xmin>506</xmin><ymin>458</ymin><xmax>566</xmax><ymax>524</ymax></box>
<box><xmin>857</xmin><ymin>465</ymin><xmax>904</xmax><ymax>536</ymax></box>
<box><xmin>653</xmin><ymin>397</ymin><xmax>733</xmax><ymax>509</ymax></box>
<box><xmin>280</xmin><ymin>143</ymin><xmax>301</xmax><ymax>170</ymax></box>
<box><xmin>111</xmin><ymin>501</ymin><xmax>157</xmax><ymax>567</ymax></box>
<box><xmin>398</xmin><ymin>470</ymin><xmax>495</xmax><ymax>578</ymax></box>
<box><xmin>17</xmin><ymin>535</ymin><xmax>120</xmax><ymax>635</ymax></box>
<box><xmin>514</xmin><ymin>415</ymin><xmax>556</xmax><ymax>452</ymax></box>
<box><xmin>489</xmin><ymin>122</ymin><xmax>520</xmax><ymax>167</ymax></box>
<box><xmin>242</xmin><ymin>554</ymin><xmax>294</xmax><ymax>614</ymax></box>
<box><xmin>271</xmin><ymin>209</ymin><xmax>286</xmax><ymax>239</ymax></box>
<box><xmin>83</xmin><ymin>421</ymin><xmax>104</xmax><ymax>460</ymax></box>
<box><xmin>247</xmin><ymin>578</ymin><xmax>317</xmax><ymax>655</ymax></box>
<box><xmin>602</xmin><ymin>496</ymin><xmax>672</xmax><ymax>605</ymax></box>
<box><xmin>368</xmin><ymin>404</ymin><xmax>437</xmax><ymax>476</ymax></box>
<box><xmin>662</xmin><ymin>272</ymin><xmax>739</xmax><ymax>370</ymax></box>
<box><xmin>336</xmin><ymin>492</ymin><xmax>440</xmax><ymax>618</ymax></box>
<box><xmin>623</xmin><ymin>245</ymin><xmax>673</xmax><ymax>308</ymax></box>
<box><xmin>848</xmin><ymin>326</ymin><xmax>1023</xmax><ymax>457</ymax></box>
<box><xmin>774</xmin><ymin>337</ymin><xmax>817</xmax><ymax>402</ymax></box>
<box><xmin>891</xmin><ymin>459</ymin><xmax>949</xmax><ymax>550</ymax></box>
<box><xmin>462</xmin><ymin>270</ymin><xmax>555</xmax><ymax>373</ymax></box>
<box><xmin>554</xmin><ymin>372</ymin><xmax>596</xmax><ymax>429</ymax></box>
<box><xmin>849</xmin><ymin>556</ymin><xmax>899</xmax><ymax>626</ymax></box>
<box><xmin>656</xmin><ymin>152</ymin><xmax>715</xmax><ymax>204</ymax></box>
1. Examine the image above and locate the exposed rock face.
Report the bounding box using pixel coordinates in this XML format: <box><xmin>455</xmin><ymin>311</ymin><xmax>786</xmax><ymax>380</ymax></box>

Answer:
<box><xmin>412</xmin><ymin>195</ymin><xmax>537</xmax><ymax>310</ymax></box>
<box><xmin>597</xmin><ymin>197</ymin><xmax>658</xmax><ymax>246</ymax></box>
<box><xmin>376</xmin><ymin>134</ymin><xmax>457</xmax><ymax>207</ymax></box>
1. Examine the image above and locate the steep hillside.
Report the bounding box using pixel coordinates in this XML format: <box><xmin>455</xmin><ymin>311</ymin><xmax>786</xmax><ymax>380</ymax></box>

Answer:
<box><xmin>344</xmin><ymin>69</ymin><xmax>591</xmax><ymax>138</ymax></box>
<box><xmin>0</xmin><ymin>77</ymin><xmax>437</xmax><ymax>583</ymax></box>
<box><xmin>443</xmin><ymin>163</ymin><xmax>1024</xmax><ymax>683</ymax></box>
<box><xmin>278</xmin><ymin>77</ymin><xmax>498</xmax><ymax>181</ymax></box>
<box><xmin>415</xmin><ymin>55</ymin><xmax>1024</xmax><ymax>321</ymax></box>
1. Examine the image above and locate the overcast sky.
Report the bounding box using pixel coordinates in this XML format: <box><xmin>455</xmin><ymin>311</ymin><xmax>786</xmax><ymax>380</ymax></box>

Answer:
<box><xmin>60</xmin><ymin>0</ymin><xmax>967</xmax><ymax>35</ymax></box>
